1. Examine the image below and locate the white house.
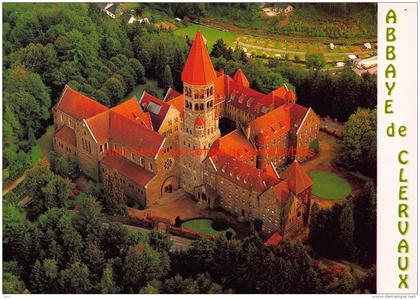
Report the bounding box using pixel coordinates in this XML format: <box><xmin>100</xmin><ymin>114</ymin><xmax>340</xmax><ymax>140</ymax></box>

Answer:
<box><xmin>103</xmin><ymin>3</ymin><xmax>118</xmax><ymax>19</ymax></box>
<box><xmin>364</xmin><ymin>42</ymin><xmax>372</xmax><ymax>49</ymax></box>
<box><xmin>329</xmin><ymin>43</ymin><xmax>335</xmax><ymax>50</ymax></box>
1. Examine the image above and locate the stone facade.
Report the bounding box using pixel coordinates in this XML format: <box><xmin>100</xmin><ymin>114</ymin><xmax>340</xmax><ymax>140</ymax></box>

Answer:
<box><xmin>52</xmin><ymin>31</ymin><xmax>319</xmax><ymax>238</ymax></box>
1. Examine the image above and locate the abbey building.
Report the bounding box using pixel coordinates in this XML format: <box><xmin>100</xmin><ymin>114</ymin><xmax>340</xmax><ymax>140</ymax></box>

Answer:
<box><xmin>52</xmin><ymin>31</ymin><xmax>320</xmax><ymax>237</ymax></box>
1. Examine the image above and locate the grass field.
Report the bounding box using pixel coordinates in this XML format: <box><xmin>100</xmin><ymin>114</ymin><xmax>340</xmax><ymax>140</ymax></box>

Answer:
<box><xmin>174</xmin><ymin>24</ymin><xmax>238</xmax><ymax>50</ymax></box>
<box><xmin>31</xmin><ymin>125</ymin><xmax>55</xmax><ymax>166</ymax></box>
<box><xmin>309</xmin><ymin>171</ymin><xmax>352</xmax><ymax>200</ymax></box>
<box><xmin>181</xmin><ymin>218</ymin><xmax>236</xmax><ymax>237</ymax></box>
<box><xmin>174</xmin><ymin>24</ymin><xmax>376</xmax><ymax>64</ymax></box>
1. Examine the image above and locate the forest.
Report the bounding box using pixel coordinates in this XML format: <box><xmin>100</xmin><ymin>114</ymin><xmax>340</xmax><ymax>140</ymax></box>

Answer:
<box><xmin>3</xmin><ymin>164</ymin><xmax>376</xmax><ymax>294</ymax></box>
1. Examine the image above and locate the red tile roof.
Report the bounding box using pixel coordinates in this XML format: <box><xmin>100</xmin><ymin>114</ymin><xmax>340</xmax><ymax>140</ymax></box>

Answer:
<box><xmin>249</xmin><ymin>104</ymin><xmax>291</xmax><ymax>143</ymax></box>
<box><xmin>54</xmin><ymin>126</ymin><xmax>76</xmax><ymax>147</ymax></box>
<box><xmin>233</xmin><ymin>69</ymin><xmax>250</xmax><ymax>88</ymax></box>
<box><xmin>167</xmin><ymin>94</ymin><xmax>184</xmax><ymax>118</ymax></box>
<box><xmin>102</xmin><ymin>155</ymin><xmax>156</xmax><ymax>186</ymax></box>
<box><xmin>111</xmin><ymin>98</ymin><xmax>153</xmax><ymax>130</ymax></box>
<box><xmin>181</xmin><ymin>31</ymin><xmax>216</xmax><ymax>85</ymax></box>
<box><xmin>194</xmin><ymin>116</ymin><xmax>205</xmax><ymax>126</ymax></box>
<box><xmin>85</xmin><ymin>111</ymin><xmax>110</xmax><ymax>143</ymax></box>
<box><xmin>109</xmin><ymin>111</ymin><xmax>164</xmax><ymax>158</ymax></box>
<box><xmin>164</xmin><ymin>87</ymin><xmax>182</xmax><ymax>101</ymax></box>
<box><xmin>139</xmin><ymin>92</ymin><xmax>171</xmax><ymax>132</ymax></box>
<box><xmin>226</xmin><ymin>81</ymin><xmax>273</xmax><ymax>116</ymax></box>
<box><xmin>211</xmin><ymin>129</ymin><xmax>256</xmax><ymax>161</ymax></box>
<box><xmin>266</xmin><ymin>162</ymin><xmax>279</xmax><ymax>179</ymax></box>
<box><xmin>271</xmin><ymin>181</ymin><xmax>290</xmax><ymax>204</ymax></box>
<box><xmin>55</xmin><ymin>85</ymin><xmax>108</xmax><ymax>121</ymax></box>
<box><xmin>264</xmin><ymin>231</ymin><xmax>283</xmax><ymax>246</ymax></box>
<box><xmin>211</xmin><ymin>154</ymin><xmax>279</xmax><ymax>193</ymax></box>
<box><xmin>290</xmin><ymin>104</ymin><xmax>309</xmax><ymax>135</ymax></box>
<box><xmin>278</xmin><ymin>160</ymin><xmax>313</xmax><ymax>194</ymax></box>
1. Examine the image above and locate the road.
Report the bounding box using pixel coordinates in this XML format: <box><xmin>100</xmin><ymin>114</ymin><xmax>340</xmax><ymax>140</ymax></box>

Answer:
<box><xmin>123</xmin><ymin>224</ymin><xmax>194</xmax><ymax>251</ymax></box>
<box><xmin>2</xmin><ymin>173</ymin><xmax>26</xmax><ymax>196</ymax></box>
<box><xmin>237</xmin><ymin>41</ymin><xmax>377</xmax><ymax>57</ymax></box>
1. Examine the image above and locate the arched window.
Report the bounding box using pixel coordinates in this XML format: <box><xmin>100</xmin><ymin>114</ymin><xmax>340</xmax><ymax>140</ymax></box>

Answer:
<box><xmin>210</xmin><ymin>86</ymin><xmax>214</xmax><ymax>95</ymax></box>
<box><xmin>200</xmin><ymin>103</ymin><xmax>204</xmax><ymax>110</ymax></box>
<box><xmin>195</xmin><ymin>103</ymin><xmax>199</xmax><ymax>111</ymax></box>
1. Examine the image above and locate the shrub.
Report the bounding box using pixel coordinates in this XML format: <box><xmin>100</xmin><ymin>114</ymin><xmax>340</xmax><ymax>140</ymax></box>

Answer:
<box><xmin>309</xmin><ymin>139</ymin><xmax>320</xmax><ymax>154</ymax></box>
<box><xmin>211</xmin><ymin>212</ymin><xmax>229</xmax><ymax>231</ymax></box>
<box><xmin>175</xmin><ymin>216</ymin><xmax>182</xmax><ymax>227</ymax></box>
<box><xmin>225</xmin><ymin>230</ymin><xmax>233</xmax><ymax>240</ymax></box>
<box><xmin>252</xmin><ymin>218</ymin><xmax>263</xmax><ymax>233</ymax></box>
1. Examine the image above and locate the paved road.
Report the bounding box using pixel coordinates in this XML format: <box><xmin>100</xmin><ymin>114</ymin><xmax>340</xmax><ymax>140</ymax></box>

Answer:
<box><xmin>123</xmin><ymin>224</ymin><xmax>194</xmax><ymax>251</ymax></box>
<box><xmin>237</xmin><ymin>41</ymin><xmax>377</xmax><ymax>57</ymax></box>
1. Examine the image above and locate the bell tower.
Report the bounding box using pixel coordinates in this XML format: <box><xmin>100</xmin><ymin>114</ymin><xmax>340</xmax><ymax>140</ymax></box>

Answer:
<box><xmin>179</xmin><ymin>31</ymin><xmax>221</xmax><ymax>195</ymax></box>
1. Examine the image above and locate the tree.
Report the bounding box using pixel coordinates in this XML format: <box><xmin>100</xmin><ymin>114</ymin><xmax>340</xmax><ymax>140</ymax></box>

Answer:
<box><xmin>3</xmin><ymin>272</ymin><xmax>28</xmax><ymax>294</ymax></box>
<box><xmin>338</xmin><ymin>202</ymin><xmax>355</xmax><ymax>258</ymax></box>
<box><xmin>252</xmin><ymin>218</ymin><xmax>263</xmax><ymax>233</ymax></box>
<box><xmin>50</xmin><ymin>152</ymin><xmax>78</xmax><ymax>178</ymax></box>
<box><xmin>161</xmin><ymin>274</ymin><xmax>199</xmax><ymax>294</ymax></box>
<box><xmin>30</xmin><ymin>259</ymin><xmax>58</xmax><ymax>293</ymax></box>
<box><xmin>212</xmin><ymin>212</ymin><xmax>229</xmax><ymax>231</ymax></box>
<box><xmin>339</xmin><ymin>108</ymin><xmax>376</xmax><ymax>176</ymax></box>
<box><xmin>211</xmin><ymin>39</ymin><xmax>233</xmax><ymax>60</ymax></box>
<box><xmin>102</xmin><ymin>75</ymin><xmax>127</xmax><ymax>106</ymax></box>
<box><xmin>148</xmin><ymin>229</ymin><xmax>173</xmax><ymax>253</ymax></box>
<box><xmin>129</xmin><ymin>58</ymin><xmax>145</xmax><ymax>84</ymax></box>
<box><xmin>99</xmin><ymin>265</ymin><xmax>118</xmax><ymax>294</ymax></box>
<box><xmin>103</xmin><ymin>170</ymin><xmax>126</xmax><ymax>215</ymax></box>
<box><xmin>162</xmin><ymin>64</ymin><xmax>173</xmax><ymax>91</ymax></box>
<box><xmin>309</xmin><ymin>139</ymin><xmax>320</xmax><ymax>155</ymax></box>
<box><xmin>3</xmin><ymin>205</ymin><xmax>32</xmax><ymax>264</ymax></box>
<box><xmin>123</xmin><ymin>243</ymin><xmax>170</xmax><ymax>293</ymax></box>
<box><xmin>58</xmin><ymin>262</ymin><xmax>92</xmax><ymax>294</ymax></box>
<box><xmin>353</xmin><ymin>180</ymin><xmax>377</xmax><ymax>265</ymax></box>
<box><xmin>101</xmin><ymin>222</ymin><xmax>128</xmax><ymax>259</ymax></box>
<box><xmin>175</xmin><ymin>216</ymin><xmax>182</xmax><ymax>227</ymax></box>
<box><xmin>76</xmin><ymin>195</ymin><xmax>104</xmax><ymax>242</ymax></box>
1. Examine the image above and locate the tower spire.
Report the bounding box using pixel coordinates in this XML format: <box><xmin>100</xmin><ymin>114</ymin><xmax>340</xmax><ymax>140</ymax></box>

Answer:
<box><xmin>181</xmin><ymin>31</ymin><xmax>216</xmax><ymax>85</ymax></box>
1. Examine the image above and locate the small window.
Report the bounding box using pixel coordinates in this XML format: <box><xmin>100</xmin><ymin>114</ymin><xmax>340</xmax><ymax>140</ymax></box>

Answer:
<box><xmin>100</xmin><ymin>144</ymin><xmax>103</xmax><ymax>153</ymax></box>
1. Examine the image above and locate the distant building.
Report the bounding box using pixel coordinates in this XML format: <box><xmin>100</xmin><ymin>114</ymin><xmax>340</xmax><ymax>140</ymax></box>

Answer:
<box><xmin>128</xmin><ymin>15</ymin><xmax>150</xmax><ymax>24</ymax></box>
<box><xmin>52</xmin><ymin>32</ymin><xmax>319</xmax><ymax>238</ymax></box>
<box><xmin>102</xmin><ymin>3</ymin><xmax>118</xmax><ymax>19</ymax></box>
<box><xmin>329</xmin><ymin>43</ymin><xmax>335</xmax><ymax>50</ymax></box>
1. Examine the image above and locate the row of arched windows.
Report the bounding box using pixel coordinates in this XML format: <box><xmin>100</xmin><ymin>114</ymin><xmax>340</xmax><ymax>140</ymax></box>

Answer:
<box><xmin>184</xmin><ymin>86</ymin><xmax>214</xmax><ymax>98</ymax></box>
<box><xmin>185</xmin><ymin>100</ymin><xmax>214</xmax><ymax>111</ymax></box>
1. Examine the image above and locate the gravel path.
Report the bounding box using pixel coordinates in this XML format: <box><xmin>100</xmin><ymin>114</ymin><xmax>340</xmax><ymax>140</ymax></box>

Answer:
<box><xmin>237</xmin><ymin>41</ymin><xmax>377</xmax><ymax>57</ymax></box>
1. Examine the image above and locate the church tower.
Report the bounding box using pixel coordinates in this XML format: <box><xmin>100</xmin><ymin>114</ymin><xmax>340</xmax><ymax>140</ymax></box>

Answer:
<box><xmin>179</xmin><ymin>31</ymin><xmax>221</xmax><ymax>196</ymax></box>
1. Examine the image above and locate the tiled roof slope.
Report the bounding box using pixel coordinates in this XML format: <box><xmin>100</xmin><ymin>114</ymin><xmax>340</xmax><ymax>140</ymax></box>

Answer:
<box><xmin>139</xmin><ymin>92</ymin><xmax>171</xmax><ymax>131</ymax></box>
<box><xmin>211</xmin><ymin>154</ymin><xmax>279</xmax><ymax>193</ymax></box>
<box><xmin>181</xmin><ymin>31</ymin><xmax>216</xmax><ymax>85</ymax></box>
<box><xmin>278</xmin><ymin>160</ymin><xmax>313</xmax><ymax>194</ymax></box>
<box><xmin>102</xmin><ymin>155</ymin><xmax>156</xmax><ymax>186</ymax></box>
<box><xmin>54</xmin><ymin>126</ymin><xmax>76</xmax><ymax>146</ymax></box>
<box><xmin>55</xmin><ymin>85</ymin><xmax>108</xmax><ymax>121</ymax></box>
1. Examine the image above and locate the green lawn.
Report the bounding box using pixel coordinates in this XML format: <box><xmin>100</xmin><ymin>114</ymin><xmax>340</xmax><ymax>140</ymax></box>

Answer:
<box><xmin>174</xmin><ymin>24</ymin><xmax>238</xmax><ymax>50</ymax></box>
<box><xmin>182</xmin><ymin>218</ymin><xmax>236</xmax><ymax>237</ymax></box>
<box><xmin>31</xmin><ymin>125</ymin><xmax>55</xmax><ymax>166</ymax></box>
<box><xmin>309</xmin><ymin>171</ymin><xmax>352</xmax><ymax>200</ymax></box>
<box><xmin>121</xmin><ymin>79</ymin><xmax>164</xmax><ymax>103</ymax></box>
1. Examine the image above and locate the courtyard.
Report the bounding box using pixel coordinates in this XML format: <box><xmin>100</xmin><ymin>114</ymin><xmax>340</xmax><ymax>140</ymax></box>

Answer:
<box><xmin>301</xmin><ymin>131</ymin><xmax>365</xmax><ymax>209</ymax></box>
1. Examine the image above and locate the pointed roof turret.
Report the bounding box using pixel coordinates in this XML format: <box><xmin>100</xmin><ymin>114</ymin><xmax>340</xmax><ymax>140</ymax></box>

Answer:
<box><xmin>233</xmin><ymin>69</ymin><xmax>250</xmax><ymax>88</ymax></box>
<box><xmin>181</xmin><ymin>31</ymin><xmax>216</xmax><ymax>86</ymax></box>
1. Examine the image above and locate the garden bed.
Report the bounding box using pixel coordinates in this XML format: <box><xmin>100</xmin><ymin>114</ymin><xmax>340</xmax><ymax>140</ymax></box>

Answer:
<box><xmin>181</xmin><ymin>217</ymin><xmax>237</xmax><ymax>238</ymax></box>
